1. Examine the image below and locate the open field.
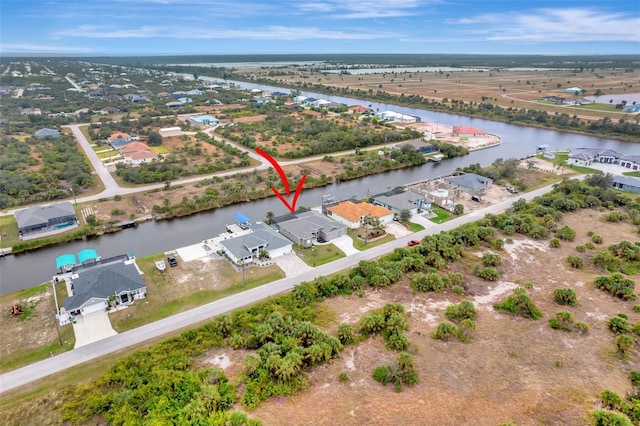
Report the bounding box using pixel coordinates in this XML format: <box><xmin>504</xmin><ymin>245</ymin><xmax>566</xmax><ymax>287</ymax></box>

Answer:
<box><xmin>239</xmin><ymin>67</ymin><xmax>640</xmax><ymax>122</ymax></box>
<box><xmin>252</xmin><ymin>209</ymin><xmax>640</xmax><ymax>425</ymax></box>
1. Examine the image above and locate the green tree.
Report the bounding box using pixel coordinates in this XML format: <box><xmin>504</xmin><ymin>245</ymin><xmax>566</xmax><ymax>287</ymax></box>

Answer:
<box><xmin>148</xmin><ymin>131</ymin><xmax>163</xmax><ymax>146</ymax></box>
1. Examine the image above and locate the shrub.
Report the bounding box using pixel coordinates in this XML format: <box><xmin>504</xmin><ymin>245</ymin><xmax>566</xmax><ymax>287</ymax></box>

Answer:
<box><xmin>576</xmin><ymin>245</ymin><xmax>586</xmax><ymax>253</ymax></box>
<box><xmin>372</xmin><ymin>353</ymin><xmax>419</xmax><ymax>392</ymax></box>
<box><xmin>445</xmin><ymin>300</ymin><xmax>478</xmax><ymax>322</ymax></box>
<box><xmin>482</xmin><ymin>252</ymin><xmax>502</xmax><ymax>267</ymax></box>
<box><xmin>549</xmin><ymin>238</ymin><xmax>561</xmax><ymax>248</ymax></box>
<box><xmin>617</xmin><ymin>334</ymin><xmax>634</xmax><ymax>357</ymax></box>
<box><xmin>595</xmin><ymin>274</ymin><xmax>636</xmax><ymax>300</ymax></box>
<box><xmin>452</xmin><ymin>285</ymin><xmax>464</xmax><ymax>295</ymax></box>
<box><xmin>339</xmin><ymin>372</ymin><xmax>349</xmax><ymax>382</ymax></box>
<box><xmin>549</xmin><ymin>311</ymin><xmax>574</xmax><ymax>332</ymax></box>
<box><xmin>585</xmin><ymin>242</ymin><xmax>596</xmax><ymax>250</ymax></box>
<box><xmin>431</xmin><ymin>322</ymin><xmax>459</xmax><ymax>341</ymax></box>
<box><xmin>591</xmin><ymin>409</ymin><xmax>633</xmax><ymax>426</ymax></box>
<box><xmin>113</xmin><ymin>194</ymin><xmax>122</xmax><ymax>201</ymax></box>
<box><xmin>555</xmin><ymin>225</ymin><xmax>576</xmax><ymax>241</ymax></box>
<box><xmin>477</xmin><ymin>267</ymin><xmax>500</xmax><ymax>281</ymax></box>
<box><xmin>111</xmin><ymin>208</ymin><xmax>124</xmax><ymax>215</ymax></box>
<box><xmin>553</xmin><ymin>288</ymin><xmax>577</xmax><ymax>306</ymax></box>
<box><xmin>633</xmin><ymin>305</ymin><xmax>640</xmax><ymax>313</ymax></box>
<box><xmin>337</xmin><ymin>323</ymin><xmax>354</xmax><ymax>344</ymax></box>
<box><xmin>575</xmin><ymin>321</ymin><xmax>589</xmax><ymax>333</ymax></box>
<box><xmin>608</xmin><ymin>315</ymin><xmax>631</xmax><ymax>334</ymax></box>
<box><xmin>566</xmin><ymin>255</ymin><xmax>584</xmax><ymax>269</ymax></box>
<box><xmin>493</xmin><ymin>288</ymin><xmax>543</xmax><ymax>319</ymax></box>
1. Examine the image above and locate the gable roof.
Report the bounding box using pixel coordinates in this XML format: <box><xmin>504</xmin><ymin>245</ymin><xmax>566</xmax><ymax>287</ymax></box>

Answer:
<box><xmin>15</xmin><ymin>202</ymin><xmax>76</xmax><ymax>229</ymax></box>
<box><xmin>327</xmin><ymin>201</ymin><xmax>394</xmax><ymax>222</ymax></box>
<box><xmin>219</xmin><ymin>222</ymin><xmax>291</xmax><ymax>259</ymax></box>
<box><xmin>453</xmin><ymin>125</ymin><xmax>486</xmax><ymax>135</ymax></box>
<box><xmin>108</xmin><ymin>131</ymin><xmax>131</xmax><ymax>142</ymax></box>
<box><xmin>110</xmin><ymin>138</ymin><xmax>133</xmax><ymax>149</ymax></box>
<box><xmin>64</xmin><ymin>261</ymin><xmax>146</xmax><ymax>311</ymax></box>
<box><xmin>34</xmin><ymin>128</ymin><xmax>60</xmax><ymax>137</ymax></box>
<box><xmin>348</xmin><ymin>105</ymin><xmax>371</xmax><ymax>113</ymax></box>
<box><xmin>119</xmin><ymin>141</ymin><xmax>151</xmax><ymax>153</ymax></box>
<box><xmin>275</xmin><ymin>210</ymin><xmax>346</xmax><ymax>240</ymax></box>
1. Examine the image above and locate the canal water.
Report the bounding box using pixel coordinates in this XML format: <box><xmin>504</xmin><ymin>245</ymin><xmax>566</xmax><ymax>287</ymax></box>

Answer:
<box><xmin>0</xmin><ymin>79</ymin><xmax>635</xmax><ymax>294</ymax></box>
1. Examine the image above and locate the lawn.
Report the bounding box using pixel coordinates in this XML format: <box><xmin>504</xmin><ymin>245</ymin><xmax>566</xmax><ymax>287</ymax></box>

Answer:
<box><xmin>536</xmin><ymin>152</ymin><xmax>600</xmax><ymax>174</ymax></box>
<box><xmin>577</xmin><ymin>103</ymin><xmax>620</xmax><ymax>112</ymax></box>
<box><xmin>0</xmin><ymin>215</ymin><xmax>20</xmax><ymax>248</ymax></box>
<box><xmin>294</xmin><ymin>243</ymin><xmax>345</xmax><ymax>266</ymax></box>
<box><xmin>347</xmin><ymin>229</ymin><xmax>395</xmax><ymax>250</ymax></box>
<box><xmin>96</xmin><ymin>151</ymin><xmax>121</xmax><ymax>160</ymax></box>
<box><xmin>623</xmin><ymin>171</ymin><xmax>640</xmax><ymax>178</ymax></box>
<box><xmin>429</xmin><ymin>207</ymin><xmax>452</xmax><ymax>224</ymax></box>
<box><xmin>109</xmin><ymin>255</ymin><xmax>286</xmax><ymax>332</ymax></box>
<box><xmin>405</xmin><ymin>221</ymin><xmax>425</xmax><ymax>232</ymax></box>
<box><xmin>149</xmin><ymin>146</ymin><xmax>170</xmax><ymax>154</ymax></box>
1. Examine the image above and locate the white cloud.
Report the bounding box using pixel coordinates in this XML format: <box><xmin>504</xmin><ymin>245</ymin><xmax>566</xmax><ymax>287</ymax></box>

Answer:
<box><xmin>451</xmin><ymin>7</ymin><xmax>640</xmax><ymax>42</ymax></box>
<box><xmin>53</xmin><ymin>25</ymin><xmax>393</xmax><ymax>40</ymax></box>
<box><xmin>295</xmin><ymin>0</ymin><xmax>425</xmax><ymax>19</ymax></box>
<box><xmin>0</xmin><ymin>43</ymin><xmax>96</xmax><ymax>53</ymax></box>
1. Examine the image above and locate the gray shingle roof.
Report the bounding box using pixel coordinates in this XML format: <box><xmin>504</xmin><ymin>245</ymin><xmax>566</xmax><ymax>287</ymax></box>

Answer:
<box><xmin>277</xmin><ymin>211</ymin><xmax>346</xmax><ymax>241</ymax></box>
<box><xmin>444</xmin><ymin>173</ymin><xmax>493</xmax><ymax>190</ymax></box>
<box><xmin>220</xmin><ymin>222</ymin><xmax>292</xmax><ymax>259</ymax></box>
<box><xmin>15</xmin><ymin>202</ymin><xmax>76</xmax><ymax>229</ymax></box>
<box><xmin>64</xmin><ymin>261</ymin><xmax>146</xmax><ymax>311</ymax></box>
<box><xmin>613</xmin><ymin>175</ymin><xmax>640</xmax><ymax>187</ymax></box>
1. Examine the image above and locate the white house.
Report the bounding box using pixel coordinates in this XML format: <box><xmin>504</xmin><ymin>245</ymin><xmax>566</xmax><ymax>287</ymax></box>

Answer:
<box><xmin>218</xmin><ymin>222</ymin><xmax>292</xmax><ymax>265</ymax></box>
<box><xmin>159</xmin><ymin>126</ymin><xmax>182</xmax><ymax>137</ymax></box>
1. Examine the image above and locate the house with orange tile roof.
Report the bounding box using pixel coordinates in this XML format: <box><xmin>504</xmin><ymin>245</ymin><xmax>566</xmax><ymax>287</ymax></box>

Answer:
<box><xmin>119</xmin><ymin>142</ymin><xmax>157</xmax><ymax>165</ymax></box>
<box><xmin>348</xmin><ymin>105</ymin><xmax>372</xmax><ymax>114</ymax></box>
<box><xmin>326</xmin><ymin>200</ymin><xmax>394</xmax><ymax>229</ymax></box>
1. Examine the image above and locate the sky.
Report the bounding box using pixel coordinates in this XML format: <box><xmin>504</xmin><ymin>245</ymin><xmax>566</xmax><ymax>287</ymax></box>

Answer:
<box><xmin>0</xmin><ymin>0</ymin><xmax>639</xmax><ymax>56</ymax></box>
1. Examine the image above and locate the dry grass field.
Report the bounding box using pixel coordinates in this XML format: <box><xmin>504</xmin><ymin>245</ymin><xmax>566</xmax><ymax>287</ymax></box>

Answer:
<box><xmin>239</xmin><ymin>66</ymin><xmax>640</xmax><ymax>122</ymax></box>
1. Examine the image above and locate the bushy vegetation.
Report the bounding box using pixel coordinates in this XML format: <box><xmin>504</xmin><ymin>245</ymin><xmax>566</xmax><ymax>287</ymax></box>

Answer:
<box><xmin>372</xmin><ymin>352</ymin><xmax>419</xmax><ymax>392</ymax></box>
<box><xmin>477</xmin><ymin>267</ymin><xmax>500</xmax><ymax>281</ymax></box>
<box><xmin>432</xmin><ymin>300</ymin><xmax>478</xmax><ymax>342</ymax></box>
<box><xmin>594</xmin><ymin>371</ymin><xmax>640</xmax><ymax>424</ymax></box>
<box><xmin>359</xmin><ymin>303</ymin><xmax>410</xmax><ymax>351</ymax></box>
<box><xmin>493</xmin><ymin>288</ymin><xmax>543</xmax><ymax>319</ymax></box>
<box><xmin>481</xmin><ymin>252</ymin><xmax>502</xmax><ymax>267</ymax></box>
<box><xmin>548</xmin><ymin>311</ymin><xmax>588</xmax><ymax>333</ymax></box>
<box><xmin>566</xmin><ymin>255</ymin><xmax>584</xmax><ymax>269</ymax></box>
<box><xmin>595</xmin><ymin>273</ymin><xmax>636</xmax><ymax>301</ymax></box>
<box><xmin>553</xmin><ymin>288</ymin><xmax>577</xmax><ymax>306</ymax></box>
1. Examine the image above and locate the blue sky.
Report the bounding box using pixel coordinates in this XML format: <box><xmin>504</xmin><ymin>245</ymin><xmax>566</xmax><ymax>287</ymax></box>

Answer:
<box><xmin>1</xmin><ymin>0</ymin><xmax>638</xmax><ymax>55</ymax></box>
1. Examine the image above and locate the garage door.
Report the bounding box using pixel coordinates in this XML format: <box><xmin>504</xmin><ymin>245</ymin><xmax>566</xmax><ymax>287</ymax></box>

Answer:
<box><xmin>81</xmin><ymin>298</ymin><xmax>107</xmax><ymax>315</ymax></box>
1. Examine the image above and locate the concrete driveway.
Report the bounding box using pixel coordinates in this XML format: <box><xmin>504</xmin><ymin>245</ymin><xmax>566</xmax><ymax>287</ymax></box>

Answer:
<box><xmin>73</xmin><ymin>310</ymin><xmax>117</xmax><ymax>348</ymax></box>
<box><xmin>274</xmin><ymin>252</ymin><xmax>312</xmax><ymax>276</ymax></box>
<box><xmin>332</xmin><ymin>235</ymin><xmax>359</xmax><ymax>256</ymax></box>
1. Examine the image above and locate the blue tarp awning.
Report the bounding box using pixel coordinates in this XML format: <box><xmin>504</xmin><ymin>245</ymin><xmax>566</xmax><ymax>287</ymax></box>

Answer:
<box><xmin>77</xmin><ymin>248</ymin><xmax>98</xmax><ymax>263</ymax></box>
<box><xmin>56</xmin><ymin>254</ymin><xmax>77</xmax><ymax>269</ymax></box>
<box><xmin>234</xmin><ymin>213</ymin><xmax>251</xmax><ymax>224</ymax></box>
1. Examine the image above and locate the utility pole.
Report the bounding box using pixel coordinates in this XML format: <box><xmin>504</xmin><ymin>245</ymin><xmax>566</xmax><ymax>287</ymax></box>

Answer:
<box><xmin>53</xmin><ymin>312</ymin><xmax>62</xmax><ymax>346</ymax></box>
<box><xmin>69</xmin><ymin>186</ymin><xmax>77</xmax><ymax>204</ymax></box>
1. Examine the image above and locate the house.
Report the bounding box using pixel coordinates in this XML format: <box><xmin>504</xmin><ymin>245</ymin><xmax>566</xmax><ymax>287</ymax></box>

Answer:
<box><xmin>371</xmin><ymin>189</ymin><xmax>431</xmax><ymax>215</ymax></box>
<box><xmin>62</xmin><ymin>260</ymin><xmax>146</xmax><ymax>317</ymax></box>
<box><xmin>623</xmin><ymin>104</ymin><xmax>640</xmax><ymax>112</ymax></box>
<box><xmin>100</xmin><ymin>105</ymin><xmax>120</xmax><ymax>114</ymax></box>
<box><xmin>107</xmin><ymin>131</ymin><xmax>131</xmax><ymax>143</ymax></box>
<box><xmin>452</xmin><ymin>126</ymin><xmax>487</xmax><ymax>137</ymax></box>
<box><xmin>119</xmin><ymin>142</ymin><xmax>157</xmax><ymax>165</ymax></box>
<box><xmin>110</xmin><ymin>137</ymin><xmax>133</xmax><ymax>150</ymax></box>
<box><xmin>188</xmin><ymin>115</ymin><xmax>219</xmax><ymax>127</ymax></box>
<box><xmin>159</xmin><ymin>126</ymin><xmax>182</xmax><ymax>137</ymax></box>
<box><xmin>165</xmin><ymin>100</ymin><xmax>184</xmax><ymax>109</ymax></box>
<box><xmin>271</xmin><ymin>210</ymin><xmax>347</xmax><ymax>248</ymax></box>
<box><xmin>540</xmin><ymin>96</ymin><xmax>566</xmax><ymax>103</ymax></box>
<box><xmin>620</xmin><ymin>155</ymin><xmax>640</xmax><ymax>171</ymax></box>
<box><xmin>293</xmin><ymin>95</ymin><xmax>308</xmax><ymax>103</ymax></box>
<box><xmin>348</xmin><ymin>105</ymin><xmax>372</xmax><ymax>114</ymax></box>
<box><xmin>284</xmin><ymin>102</ymin><xmax>302</xmax><ymax>110</ymax></box>
<box><xmin>396</xmin><ymin>139</ymin><xmax>437</xmax><ymax>153</ymax></box>
<box><xmin>177</xmin><ymin>97</ymin><xmax>193</xmax><ymax>104</ymax></box>
<box><xmin>34</xmin><ymin>128</ymin><xmax>60</xmax><ymax>138</ymax></box>
<box><xmin>564</xmin><ymin>87</ymin><xmax>583</xmax><ymax>94</ymax></box>
<box><xmin>377</xmin><ymin>110</ymin><xmax>419</xmax><ymax>123</ymax></box>
<box><xmin>444</xmin><ymin>173</ymin><xmax>493</xmax><ymax>195</ymax></box>
<box><xmin>611</xmin><ymin>175</ymin><xmax>640</xmax><ymax>194</ymax></box>
<box><xmin>20</xmin><ymin>107</ymin><xmax>41</xmax><ymax>115</ymax></box>
<box><xmin>567</xmin><ymin>148</ymin><xmax>621</xmax><ymax>167</ymax></box>
<box><xmin>250</xmin><ymin>97</ymin><xmax>270</xmax><ymax>104</ymax></box>
<box><xmin>184</xmin><ymin>89</ymin><xmax>204</xmax><ymax>96</ymax></box>
<box><xmin>219</xmin><ymin>222</ymin><xmax>293</xmax><ymax>264</ymax></box>
<box><xmin>15</xmin><ymin>202</ymin><xmax>77</xmax><ymax>238</ymax></box>
<box><xmin>326</xmin><ymin>201</ymin><xmax>395</xmax><ymax>229</ymax></box>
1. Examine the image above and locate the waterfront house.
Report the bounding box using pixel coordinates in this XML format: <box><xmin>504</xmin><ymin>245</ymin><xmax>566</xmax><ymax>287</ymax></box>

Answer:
<box><xmin>271</xmin><ymin>210</ymin><xmax>347</xmax><ymax>248</ymax></box>
<box><xmin>219</xmin><ymin>222</ymin><xmax>292</xmax><ymax>264</ymax></box>
<box><xmin>620</xmin><ymin>155</ymin><xmax>640</xmax><ymax>171</ymax></box>
<box><xmin>326</xmin><ymin>201</ymin><xmax>395</xmax><ymax>229</ymax></box>
<box><xmin>611</xmin><ymin>175</ymin><xmax>640</xmax><ymax>194</ymax></box>
<box><xmin>566</xmin><ymin>148</ymin><xmax>621</xmax><ymax>167</ymax></box>
<box><xmin>452</xmin><ymin>126</ymin><xmax>487</xmax><ymax>137</ymax></box>
<box><xmin>15</xmin><ymin>202</ymin><xmax>77</xmax><ymax>238</ymax></box>
<box><xmin>371</xmin><ymin>189</ymin><xmax>432</xmax><ymax>215</ymax></box>
<box><xmin>443</xmin><ymin>173</ymin><xmax>493</xmax><ymax>195</ymax></box>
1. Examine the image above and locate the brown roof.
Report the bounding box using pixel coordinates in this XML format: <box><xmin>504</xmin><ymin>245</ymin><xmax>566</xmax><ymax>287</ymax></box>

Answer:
<box><xmin>327</xmin><ymin>201</ymin><xmax>393</xmax><ymax>222</ymax></box>
<box><xmin>108</xmin><ymin>131</ymin><xmax>131</xmax><ymax>142</ymax></box>
<box><xmin>119</xmin><ymin>141</ymin><xmax>151</xmax><ymax>153</ymax></box>
<box><xmin>348</xmin><ymin>105</ymin><xmax>371</xmax><ymax>113</ymax></box>
<box><xmin>453</xmin><ymin>125</ymin><xmax>486</xmax><ymax>135</ymax></box>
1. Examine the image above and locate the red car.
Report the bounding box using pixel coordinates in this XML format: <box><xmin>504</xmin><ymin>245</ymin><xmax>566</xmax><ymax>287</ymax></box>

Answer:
<box><xmin>407</xmin><ymin>240</ymin><xmax>420</xmax><ymax>247</ymax></box>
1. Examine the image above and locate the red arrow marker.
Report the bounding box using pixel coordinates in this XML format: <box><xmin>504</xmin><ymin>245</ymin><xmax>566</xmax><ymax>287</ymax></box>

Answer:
<box><xmin>256</xmin><ymin>148</ymin><xmax>307</xmax><ymax>213</ymax></box>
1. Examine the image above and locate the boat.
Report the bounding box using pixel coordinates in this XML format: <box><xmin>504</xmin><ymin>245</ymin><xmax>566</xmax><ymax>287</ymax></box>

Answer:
<box><xmin>155</xmin><ymin>260</ymin><xmax>166</xmax><ymax>272</ymax></box>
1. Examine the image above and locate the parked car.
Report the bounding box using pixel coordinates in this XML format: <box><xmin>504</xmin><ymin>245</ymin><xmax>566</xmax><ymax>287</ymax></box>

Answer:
<box><xmin>407</xmin><ymin>240</ymin><xmax>420</xmax><ymax>247</ymax></box>
<box><xmin>167</xmin><ymin>255</ymin><xmax>178</xmax><ymax>267</ymax></box>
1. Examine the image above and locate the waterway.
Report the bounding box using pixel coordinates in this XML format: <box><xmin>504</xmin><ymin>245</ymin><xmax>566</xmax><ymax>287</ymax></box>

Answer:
<box><xmin>0</xmin><ymin>79</ymin><xmax>635</xmax><ymax>294</ymax></box>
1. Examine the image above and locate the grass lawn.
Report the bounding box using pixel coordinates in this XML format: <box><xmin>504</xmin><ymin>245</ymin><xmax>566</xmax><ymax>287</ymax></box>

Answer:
<box><xmin>96</xmin><ymin>151</ymin><xmax>121</xmax><ymax>160</ymax></box>
<box><xmin>578</xmin><ymin>103</ymin><xmax>619</xmax><ymax>112</ymax></box>
<box><xmin>0</xmin><ymin>215</ymin><xmax>20</xmax><ymax>248</ymax></box>
<box><xmin>536</xmin><ymin>152</ymin><xmax>600</xmax><ymax>174</ymax></box>
<box><xmin>347</xmin><ymin>229</ymin><xmax>395</xmax><ymax>250</ymax></box>
<box><xmin>109</xmin><ymin>255</ymin><xmax>285</xmax><ymax>332</ymax></box>
<box><xmin>0</xmin><ymin>326</ymin><xmax>75</xmax><ymax>373</ymax></box>
<box><xmin>405</xmin><ymin>221</ymin><xmax>425</xmax><ymax>232</ymax></box>
<box><xmin>294</xmin><ymin>243</ymin><xmax>345</xmax><ymax>266</ymax></box>
<box><xmin>429</xmin><ymin>207</ymin><xmax>452</xmax><ymax>224</ymax></box>
<box><xmin>149</xmin><ymin>146</ymin><xmax>170</xmax><ymax>154</ymax></box>
<box><xmin>623</xmin><ymin>171</ymin><xmax>640</xmax><ymax>178</ymax></box>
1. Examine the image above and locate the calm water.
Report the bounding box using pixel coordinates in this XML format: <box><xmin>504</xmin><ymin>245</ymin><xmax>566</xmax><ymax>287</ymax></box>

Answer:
<box><xmin>0</xmin><ymin>79</ymin><xmax>635</xmax><ymax>294</ymax></box>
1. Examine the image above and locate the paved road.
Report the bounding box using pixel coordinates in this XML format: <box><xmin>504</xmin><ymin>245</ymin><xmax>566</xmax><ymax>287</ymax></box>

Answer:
<box><xmin>0</xmin><ymin>181</ymin><xmax>559</xmax><ymax>394</ymax></box>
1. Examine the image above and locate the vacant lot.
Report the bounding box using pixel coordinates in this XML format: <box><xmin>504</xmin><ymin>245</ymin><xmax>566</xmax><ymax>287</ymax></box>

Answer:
<box><xmin>251</xmin><ymin>209</ymin><xmax>639</xmax><ymax>425</ymax></box>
